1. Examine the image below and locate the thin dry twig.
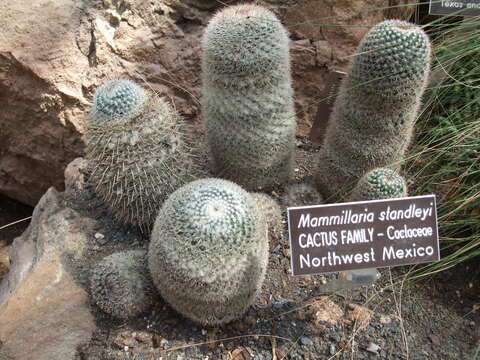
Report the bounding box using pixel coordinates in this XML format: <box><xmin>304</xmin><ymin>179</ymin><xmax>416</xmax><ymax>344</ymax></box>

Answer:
<box><xmin>389</xmin><ymin>268</ymin><xmax>410</xmax><ymax>360</ymax></box>
<box><xmin>0</xmin><ymin>217</ymin><xmax>32</xmax><ymax>231</ymax></box>
<box><xmin>164</xmin><ymin>334</ymin><xmax>292</xmax><ymax>353</ymax></box>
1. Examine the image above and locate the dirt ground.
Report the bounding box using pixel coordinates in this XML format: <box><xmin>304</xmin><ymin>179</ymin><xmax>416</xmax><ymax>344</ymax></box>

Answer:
<box><xmin>1</xmin><ymin>137</ymin><xmax>478</xmax><ymax>360</ymax></box>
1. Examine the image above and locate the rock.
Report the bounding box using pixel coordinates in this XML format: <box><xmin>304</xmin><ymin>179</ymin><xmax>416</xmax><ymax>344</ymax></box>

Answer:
<box><xmin>428</xmin><ymin>334</ymin><xmax>441</xmax><ymax>346</ymax></box>
<box><xmin>271</xmin><ymin>298</ymin><xmax>295</xmax><ymax>312</ymax></box>
<box><xmin>278</xmin><ymin>0</ymin><xmax>412</xmax><ymax>136</ymax></box>
<box><xmin>0</xmin><ymin>184</ymin><xmax>96</xmax><ymax>359</ymax></box>
<box><xmin>300</xmin><ymin>336</ymin><xmax>313</xmax><ymax>346</ymax></box>
<box><xmin>0</xmin><ymin>0</ymin><xmax>88</xmax><ymax>205</ymax></box>
<box><xmin>231</xmin><ymin>348</ymin><xmax>250</xmax><ymax>360</ymax></box>
<box><xmin>64</xmin><ymin>158</ymin><xmax>88</xmax><ymax>196</ymax></box>
<box><xmin>366</xmin><ymin>342</ymin><xmax>380</xmax><ymax>354</ymax></box>
<box><xmin>0</xmin><ymin>0</ymin><xmax>205</xmax><ymax>205</ymax></box>
<box><xmin>0</xmin><ymin>243</ymin><xmax>9</xmax><ymax>281</ymax></box>
<box><xmin>348</xmin><ymin>303</ymin><xmax>373</xmax><ymax>329</ymax></box>
<box><xmin>113</xmin><ymin>331</ymin><xmax>137</xmax><ymax>349</ymax></box>
<box><xmin>309</xmin><ymin>296</ymin><xmax>344</xmax><ymax>326</ymax></box>
<box><xmin>379</xmin><ymin>315</ymin><xmax>392</xmax><ymax>324</ymax></box>
<box><xmin>134</xmin><ymin>332</ymin><xmax>154</xmax><ymax>345</ymax></box>
<box><xmin>0</xmin><ymin>0</ymin><xmax>406</xmax><ymax>203</ymax></box>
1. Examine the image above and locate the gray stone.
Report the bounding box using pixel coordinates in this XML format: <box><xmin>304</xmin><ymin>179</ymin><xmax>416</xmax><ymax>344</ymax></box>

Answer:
<box><xmin>366</xmin><ymin>342</ymin><xmax>380</xmax><ymax>354</ymax></box>
<box><xmin>0</xmin><ymin>167</ymin><xmax>97</xmax><ymax>360</ymax></box>
<box><xmin>300</xmin><ymin>336</ymin><xmax>313</xmax><ymax>346</ymax></box>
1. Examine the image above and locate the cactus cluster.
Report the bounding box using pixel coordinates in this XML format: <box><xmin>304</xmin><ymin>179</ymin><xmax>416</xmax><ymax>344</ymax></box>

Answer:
<box><xmin>90</xmin><ymin>250</ymin><xmax>156</xmax><ymax>319</ymax></box>
<box><xmin>83</xmin><ymin>11</ymin><xmax>433</xmax><ymax>326</ymax></box>
<box><xmin>315</xmin><ymin>20</ymin><xmax>431</xmax><ymax>200</ymax></box>
<box><xmin>148</xmin><ymin>178</ymin><xmax>268</xmax><ymax>325</ymax></box>
<box><xmin>86</xmin><ymin>79</ymin><xmax>198</xmax><ymax>230</ymax></box>
<box><xmin>202</xmin><ymin>4</ymin><xmax>296</xmax><ymax>190</ymax></box>
<box><xmin>350</xmin><ymin>168</ymin><xmax>407</xmax><ymax>201</ymax></box>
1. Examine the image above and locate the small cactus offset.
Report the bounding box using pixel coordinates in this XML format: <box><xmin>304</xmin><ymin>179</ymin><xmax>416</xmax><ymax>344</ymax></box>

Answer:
<box><xmin>350</xmin><ymin>168</ymin><xmax>407</xmax><ymax>201</ymax></box>
<box><xmin>202</xmin><ymin>4</ymin><xmax>296</xmax><ymax>190</ymax></box>
<box><xmin>148</xmin><ymin>178</ymin><xmax>268</xmax><ymax>325</ymax></box>
<box><xmin>282</xmin><ymin>181</ymin><xmax>324</xmax><ymax>207</ymax></box>
<box><xmin>86</xmin><ymin>79</ymin><xmax>197</xmax><ymax>230</ymax></box>
<box><xmin>315</xmin><ymin>20</ymin><xmax>431</xmax><ymax>200</ymax></box>
<box><xmin>90</xmin><ymin>250</ymin><xmax>156</xmax><ymax>319</ymax></box>
<box><xmin>251</xmin><ymin>193</ymin><xmax>284</xmax><ymax>240</ymax></box>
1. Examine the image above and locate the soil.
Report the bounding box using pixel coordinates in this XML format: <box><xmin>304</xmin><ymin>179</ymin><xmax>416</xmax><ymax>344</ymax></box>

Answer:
<box><xmin>4</xmin><ymin>138</ymin><xmax>480</xmax><ymax>360</ymax></box>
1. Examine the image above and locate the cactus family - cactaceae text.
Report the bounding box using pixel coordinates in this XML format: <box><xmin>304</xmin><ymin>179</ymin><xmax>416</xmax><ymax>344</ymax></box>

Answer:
<box><xmin>86</xmin><ymin>79</ymin><xmax>197</xmax><ymax>230</ymax></box>
<box><xmin>350</xmin><ymin>168</ymin><xmax>407</xmax><ymax>201</ymax></box>
<box><xmin>148</xmin><ymin>178</ymin><xmax>268</xmax><ymax>325</ymax></box>
<box><xmin>315</xmin><ymin>20</ymin><xmax>431</xmax><ymax>200</ymax></box>
<box><xmin>90</xmin><ymin>250</ymin><xmax>156</xmax><ymax>319</ymax></box>
<box><xmin>202</xmin><ymin>4</ymin><xmax>296</xmax><ymax>190</ymax></box>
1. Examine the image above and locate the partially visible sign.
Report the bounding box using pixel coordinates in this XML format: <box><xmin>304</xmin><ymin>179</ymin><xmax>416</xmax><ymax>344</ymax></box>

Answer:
<box><xmin>309</xmin><ymin>71</ymin><xmax>346</xmax><ymax>144</ymax></box>
<box><xmin>429</xmin><ymin>0</ymin><xmax>480</xmax><ymax>16</ymax></box>
<box><xmin>287</xmin><ymin>195</ymin><xmax>440</xmax><ymax>276</ymax></box>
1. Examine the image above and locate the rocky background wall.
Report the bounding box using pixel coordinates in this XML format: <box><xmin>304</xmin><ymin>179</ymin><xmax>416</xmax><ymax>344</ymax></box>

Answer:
<box><xmin>0</xmin><ymin>0</ymin><xmax>410</xmax><ymax>206</ymax></box>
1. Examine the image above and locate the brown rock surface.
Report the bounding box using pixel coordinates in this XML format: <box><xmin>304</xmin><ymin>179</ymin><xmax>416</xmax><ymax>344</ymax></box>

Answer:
<box><xmin>0</xmin><ymin>0</ymin><xmax>410</xmax><ymax>204</ymax></box>
<box><xmin>0</xmin><ymin>244</ymin><xmax>9</xmax><ymax>280</ymax></box>
<box><xmin>279</xmin><ymin>0</ymin><xmax>413</xmax><ymax>136</ymax></box>
<box><xmin>0</xmin><ymin>185</ymin><xmax>96</xmax><ymax>360</ymax></box>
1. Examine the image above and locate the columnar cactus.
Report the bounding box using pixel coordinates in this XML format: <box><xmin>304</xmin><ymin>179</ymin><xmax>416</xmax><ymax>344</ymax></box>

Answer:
<box><xmin>202</xmin><ymin>4</ymin><xmax>296</xmax><ymax>190</ymax></box>
<box><xmin>86</xmin><ymin>79</ymin><xmax>197</xmax><ymax>230</ymax></box>
<box><xmin>148</xmin><ymin>178</ymin><xmax>268</xmax><ymax>325</ymax></box>
<box><xmin>90</xmin><ymin>250</ymin><xmax>156</xmax><ymax>319</ymax></box>
<box><xmin>350</xmin><ymin>168</ymin><xmax>407</xmax><ymax>201</ymax></box>
<box><xmin>315</xmin><ymin>20</ymin><xmax>431</xmax><ymax>200</ymax></box>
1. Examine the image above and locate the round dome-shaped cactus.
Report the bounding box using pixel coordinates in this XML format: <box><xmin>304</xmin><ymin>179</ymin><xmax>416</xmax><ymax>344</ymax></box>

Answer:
<box><xmin>86</xmin><ymin>79</ymin><xmax>199</xmax><ymax>231</ymax></box>
<box><xmin>315</xmin><ymin>20</ymin><xmax>431</xmax><ymax>201</ymax></box>
<box><xmin>90</xmin><ymin>250</ymin><xmax>156</xmax><ymax>319</ymax></box>
<box><xmin>350</xmin><ymin>168</ymin><xmax>407</xmax><ymax>201</ymax></box>
<box><xmin>202</xmin><ymin>4</ymin><xmax>296</xmax><ymax>190</ymax></box>
<box><xmin>148</xmin><ymin>178</ymin><xmax>268</xmax><ymax>325</ymax></box>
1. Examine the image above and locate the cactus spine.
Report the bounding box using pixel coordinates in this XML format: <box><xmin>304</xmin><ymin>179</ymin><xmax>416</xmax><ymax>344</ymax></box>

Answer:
<box><xmin>148</xmin><ymin>178</ymin><xmax>268</xmax><ymax>325</ymax></box>
<box><xmin>350</xmin><ymin>168</ymin><xmax>407</xmax><ymax>201</ymax></box>
<box><xmin>202</xmin><ymin>4</ymin><xmax>296</xmax><ymax>190</ymax></box>
<box><xmin>315</xmin><ymin>20</ymin><xmax>431</xmax><ymax>200</ymax></box>
<box><xmin>86</xmin><ymin>79</ymin><xmax>197</xmax><ymax>230</ymax></box>
<box><xmin>90</xmin><ymin>250</ymin><xmax>156</xmax><ymax>319</ymax></box>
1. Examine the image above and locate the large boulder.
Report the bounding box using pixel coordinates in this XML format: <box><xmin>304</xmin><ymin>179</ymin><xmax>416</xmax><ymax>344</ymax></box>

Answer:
<box><xmin>0</xmin><ymin>0</ymin><xmax>410</xmax><ymax>204</ymax></box>
<box><xmin>0</xmin><ymin>161</ymin><xmax>96</xmax><ymax>360</ymax></box>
